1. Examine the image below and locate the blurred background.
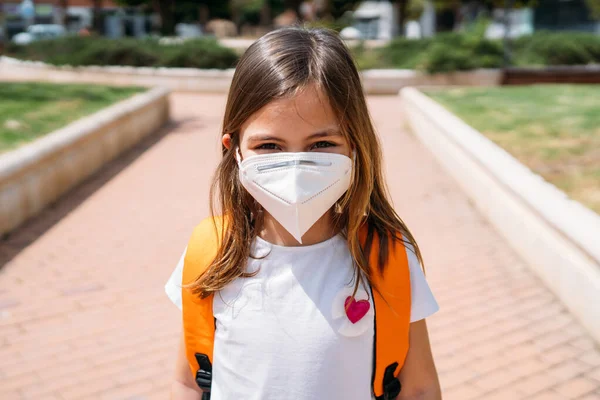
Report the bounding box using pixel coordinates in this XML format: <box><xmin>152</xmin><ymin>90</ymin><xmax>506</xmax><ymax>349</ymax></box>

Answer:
<box><xmin>1</xmin><ymin>0</ymin><xmax>600</xmax><ymax>42</ymax></box>
<box><xmin>1</xmin><ymin>0</ymin><xmax>600</xmax><ymax>71</ymax></box>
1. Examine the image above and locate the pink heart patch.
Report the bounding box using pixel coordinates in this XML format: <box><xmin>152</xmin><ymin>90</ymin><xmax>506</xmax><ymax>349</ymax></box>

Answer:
<box><xmin>344</xmin><ymin>296</ymin><xmax>370</xmax><ymax>324</ymax></box>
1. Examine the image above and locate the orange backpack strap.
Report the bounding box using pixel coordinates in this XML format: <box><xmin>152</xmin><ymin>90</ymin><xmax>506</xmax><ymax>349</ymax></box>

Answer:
<box><xmin>361</xmin><ymin>225</ymin><xmax>412</xmax><ymax>400</ymax></box>
<box><xmin>181</xmin><ymin>216</ymin><xmax>226</xmax><ymax>392</ymax></box>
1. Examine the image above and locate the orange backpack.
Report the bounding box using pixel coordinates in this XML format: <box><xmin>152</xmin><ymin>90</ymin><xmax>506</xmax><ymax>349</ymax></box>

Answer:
<box><xmin>181</xmin><ymin>217</ymin><xmax>411</xmax><ymax>400</ymax></box>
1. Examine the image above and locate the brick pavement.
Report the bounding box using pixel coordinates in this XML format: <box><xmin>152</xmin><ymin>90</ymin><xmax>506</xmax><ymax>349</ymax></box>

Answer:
<box><xmin>0</xmin><ymin>93</ymin><xmax>599</xmax><ymax>400</ymax></box>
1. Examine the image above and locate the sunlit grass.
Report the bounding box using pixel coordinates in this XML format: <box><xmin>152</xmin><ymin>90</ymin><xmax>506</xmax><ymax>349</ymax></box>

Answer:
<box><xmin>0</xmin><ymin>83</ymin><xmax>144</xmax><ymax>153</ymax></box>
<box><xmin>425</xmin><ymin>85</ymin><xmax>600</xmax><ymax>214</ymax></box>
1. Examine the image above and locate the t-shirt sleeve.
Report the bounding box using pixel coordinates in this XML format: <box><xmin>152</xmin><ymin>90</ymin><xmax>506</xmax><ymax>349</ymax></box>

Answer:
<box><xmin>405</xmin><ymin>243</ymin><xmax>439</xmax><ymax>322</ymax></box>
<box><xmin>164</xmin><ymin>247</ymin><xmax>187</xmax><ymax>311</ymax></box>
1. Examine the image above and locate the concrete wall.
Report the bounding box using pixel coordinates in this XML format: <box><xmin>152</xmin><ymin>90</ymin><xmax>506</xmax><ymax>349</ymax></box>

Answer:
<box><xmin>401</xmin><ymin>87</ymin><xmax>600</xmax><ymax>344</ymax></box>
<box><xmin>0</xmin><ymin>87</ymin><xmax>170</xmax><ymax>236</ymax></box>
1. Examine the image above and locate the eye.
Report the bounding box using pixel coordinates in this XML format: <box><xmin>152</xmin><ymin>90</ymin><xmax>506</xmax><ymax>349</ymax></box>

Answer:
<box><xmin>311</xmin><ymin>141</ymin><xmax>337</xmax><ymax>150</ymax></box>
<box><xmin>257</xmin><ymin>143</ymin><xmax>280</xmax><ymax>150</ymax></box>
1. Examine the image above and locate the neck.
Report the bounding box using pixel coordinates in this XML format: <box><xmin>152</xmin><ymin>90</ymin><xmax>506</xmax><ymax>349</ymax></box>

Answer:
<box><xmin>258</xmin><ymin>211</ymin><xmax>338</xmax><ymax>246</ymax></box>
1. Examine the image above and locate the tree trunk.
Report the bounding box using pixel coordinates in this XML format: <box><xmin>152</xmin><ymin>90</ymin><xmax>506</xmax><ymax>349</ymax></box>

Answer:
<box><xmin>92</xmin><ymin>0</ymin><xmax>103</xmax><ymax>34</ymax></box>
<box><xmin>284</xmin><ymin>0</ymin><xmax>303</xmax><ymax>20</ymax></box>
<box><xmin>157</xmin><ymin>0</ymin><xmax>175</xmax><ymax>36</ymax></box>
<box><xmin>322</xmin><ymin>0</ymin><xmax>333</xmax><ymax>20</ymax></box>
<box><xmin>151</xmin><ymin>0</ymin><xmax>175</xmax><ymax>36</ymax></box>
<box><xmin>397</xmin><ymin>0</ymin><xmax>408</xmax><ymax>36</ymax></box>
<box><xmin>503</xmin><ymin>0</ymin><xmax>515</xmax><ymax>66</ymax></box>
<box><xmin>59</xmin><ymin>0</ymin><xmax>69</xmax><ymax>27</ymax></box>
<box><xmin>260</xmin><ymin>2</ymin><xmax>272</xmax><ymax>27</ymax></box>
<box><xmin>198</xmin><ymin>4</ymin><xmax>209</xmax><ymax>26</ymax></box>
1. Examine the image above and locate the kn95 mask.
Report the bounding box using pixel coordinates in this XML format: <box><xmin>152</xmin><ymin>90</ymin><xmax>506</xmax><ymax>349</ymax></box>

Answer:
<box><xmin>237</xmin><ymin>151</ymin><xmax>353</xmax><ymax>243</ymax></box>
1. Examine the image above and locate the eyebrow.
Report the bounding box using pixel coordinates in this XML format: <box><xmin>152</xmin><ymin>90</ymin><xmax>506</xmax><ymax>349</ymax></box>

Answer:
<box><xmin>247</xmin><ymin>135</ymin><xmax>285</xmax><ymax>144</ymax></box>
<box><xmin>306</xmin><ymin>129</ymin><xmax>342</xmax><ymax>140</ymax></box>
<box><xmin>247</xmin><ymin>129</ymin><xmax>342</xmax><ymax>143</ymax></box>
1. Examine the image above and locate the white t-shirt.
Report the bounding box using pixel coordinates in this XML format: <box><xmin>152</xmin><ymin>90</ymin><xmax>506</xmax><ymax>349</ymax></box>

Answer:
<box><xmin>165</xmin><ymin>234</ymin><xmax>439</xmax><ymax>400</ymax></box>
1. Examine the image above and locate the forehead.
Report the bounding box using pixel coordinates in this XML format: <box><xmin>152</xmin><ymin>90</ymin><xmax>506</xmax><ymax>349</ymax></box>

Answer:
<box><xmin>240</xmin><ymin>84</ymin><xmax>339</xmax><ymax>140</ymax></box>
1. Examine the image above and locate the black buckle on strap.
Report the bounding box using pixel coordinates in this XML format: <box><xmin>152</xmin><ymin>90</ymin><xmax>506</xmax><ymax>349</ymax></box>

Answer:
<box><xmin>382</xmin><ymin>362</ymin><xmax>401</xmax><ymax>400</ymax></box>
<box><xmin>194</xmin><ymin>353</ymin><xmax>212</xmax><ymax>393</ymax></box>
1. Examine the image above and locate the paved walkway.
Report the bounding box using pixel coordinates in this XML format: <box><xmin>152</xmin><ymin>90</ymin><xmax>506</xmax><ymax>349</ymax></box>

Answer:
<box><xmin>1</xmin><ymin>94</ymin><xmax>599</xmax><ymax>400</ymax></box>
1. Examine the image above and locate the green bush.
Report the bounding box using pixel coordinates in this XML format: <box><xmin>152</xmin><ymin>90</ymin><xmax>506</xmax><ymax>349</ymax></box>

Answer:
<box><xmin>423</xmin><ymin>44</ymin><xmax>476</xmax><ymax>73</ymax></box>
<box><xmin>420</xmin><ymin>33</ymin><xmax>503</xmax><ymax>73</ymax></box>
<box><xmin>158</xmin><ymin>39</ymin><xmax>239</xmax><ymax>69</ymax></box>
<box><xmin>69</xmin><ymin>39</ymin><xmax>161</xmax><ymax>67</ymax></box>
<box><xmin>384</xmin><ymin>37</ymin><xmax>433</xmax><ymax>69</ymax></box>
<box><xmin>305</xmin><ymin>17</ymin><xmax>350</xmax><ymax>33</ymax></box>
<box><xmin>373</xmin><ymin>31</ymin><xmax>600</xmax><ymax>73</ymax></box>
<box><xmin>513</xmin><ymin>32</ymin><xmax>600</xmax><ymax>66</ymax></box>
<box><xmin>7</xmin><ymin>31</ymin><xmax>600</xmax><ymax>73</ymax></box>
<box><xmin>350</xmin><ymin>41</ymin><xmax>390</xmax><ymax>70</ymax></box>
<box><xmin>7</xmin><ymin>36</ymin><xmax>238</xmax><ymax>69</ymax></box>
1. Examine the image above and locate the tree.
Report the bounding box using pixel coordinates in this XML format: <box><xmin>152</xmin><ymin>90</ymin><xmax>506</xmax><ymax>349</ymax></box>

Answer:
<box><xmin>396</xmin><ymin>0</ymin><xmax>408</xmax><ymax>36</ymax></box>
<box><xmin>116</xmin><ymin>0</ymin><xmax>228</xmax><ymax>35</ymax></box>
<box><xmin>116</xmin><ymin>0</ymin><xmax>175</xmax><ymax>35</ymax></box>
<box><xmin>585</xmin><ymin>0</ymin><xmax>600</xmax><ymax>19</ymax></box>
<box><xmin>397</xmin><ymin>0</ymin><xmax>460</xmax><ymax>36</ymax></box>
<box><xmin>58</xmin><ymin>0</ymin><xmax>69</xmax><ymax>27</ymax></box>
<box><xmin>92</xmin><ymin>0</ymin><xmax>103</xmax><ymax>33</ymax></box>
<box><xmin>154</xmin><ymin>0</ymin><xmax>176</xmax><ymax>35</ymax></box>
<box><xmin>328</xmin><ymin>0</ymin><xmax>362</xmax><ymax>19</ymax></box>
<box><xmin>231</xmin><ymin>0</ymin><xmax>264</xmax><ymax>28</ymax></box>
<box><xmin>284</xmin><ymin>0</ymin><xmax>303</xmax><ymax>18</ymax></box>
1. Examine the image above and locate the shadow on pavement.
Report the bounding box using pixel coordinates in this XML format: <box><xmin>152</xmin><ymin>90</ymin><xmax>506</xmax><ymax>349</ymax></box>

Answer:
<box><xmin>0</xmin><ymin>118</ymin><xmax>196</xmax><ymax>269</ymax></box>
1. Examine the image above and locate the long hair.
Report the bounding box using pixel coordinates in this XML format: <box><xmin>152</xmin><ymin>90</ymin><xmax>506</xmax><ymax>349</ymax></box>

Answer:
<box><xmin>190</xmin><ymin>27</ymin><xmax>424</xmax><ymax>299</ymax></box>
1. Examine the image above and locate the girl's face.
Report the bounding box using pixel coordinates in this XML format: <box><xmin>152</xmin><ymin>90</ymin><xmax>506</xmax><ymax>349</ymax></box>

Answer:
<box><xmin>223</xmin><ymin>84</ymin><xmax>351</xmax><ymax>159</ymax></box>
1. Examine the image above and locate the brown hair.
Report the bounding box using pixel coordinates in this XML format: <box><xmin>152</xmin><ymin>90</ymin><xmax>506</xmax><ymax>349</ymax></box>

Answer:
<box><xmin>191</xmin><ymin>27</ymin><xmax>424</xmax><ymax>299</ymax></box>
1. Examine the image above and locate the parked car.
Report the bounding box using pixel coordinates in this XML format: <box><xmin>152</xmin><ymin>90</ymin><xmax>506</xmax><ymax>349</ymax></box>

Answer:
<box><xmin>12</xmin><ymin>24</ymin><xmax>67</xmax><ymax>45</ymax></box>
<box><xmin>175</xmin><ymin>23</ymin><xmax>203</xmax><ymax>38</ymax></box>
<box><xmin>340</xmin><ymin>1</ymin><xmax>396</xmax><ymax>41</ymax></box>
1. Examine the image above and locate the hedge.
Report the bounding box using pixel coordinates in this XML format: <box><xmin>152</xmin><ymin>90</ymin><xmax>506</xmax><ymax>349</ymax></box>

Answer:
<box><xmin>5</xmin><ymin>31</ymin><xmax>600</xmax><ymax>73</ymax></box>
<box><xmin>5</xmin><ymin>36</ymin><xmax>238</xmax><ymax>69</ymax></box>
<box><xmin>353</xmin><ymin>31</ymin><xmax>600</xmax><ymax>73</ymax></box>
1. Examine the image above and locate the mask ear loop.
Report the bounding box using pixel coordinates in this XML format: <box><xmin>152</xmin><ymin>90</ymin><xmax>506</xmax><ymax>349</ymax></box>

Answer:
<box><xmin>334</xmin><ymin>149</ymin><xmax>356</xmax><ymax>215</ymax></box>
<box><xmin>237</xmin><ymin>148</ymin><xmax>263</xmax><ymax>218</ymax></box>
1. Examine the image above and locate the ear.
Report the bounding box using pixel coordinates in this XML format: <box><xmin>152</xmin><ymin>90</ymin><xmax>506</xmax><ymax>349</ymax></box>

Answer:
<box><xmin>222</xmin><ymin>134</ymin><xmax>232</xmax><ymax>150</ymax></box>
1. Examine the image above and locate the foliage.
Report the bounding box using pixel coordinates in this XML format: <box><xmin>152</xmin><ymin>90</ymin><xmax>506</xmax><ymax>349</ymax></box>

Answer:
<box><xmin>231</xmin><ymin>0</ymin><xmax>265</xmax><ymax>26</ymax></box>
<box><xmin>329</xmin><ymin>0</ymin><xmax>362</xmax><ymax>19</ymax></box>
<box><xmin>406</xmin><ymin>0</ymin><xmax>426</xmax><ymax>21</ymax></box>
<box><xmin>159</xmin><ymin>39</ymin><xmax>241</xmax><ymax>68</ymax></box>
<box><xmin>585</xmin><ymin>0</ymin><xmax>600</xmax><ymax>19</ymax></box>
<box><xmin>421</xmin><ymin>32</ymin><xmax>504</xmax><ymax>73</ymax></box>
<box><xmin>350</xmin><ymin>41</ymin><xmax>389</xmax><ymax>70</ymax></box>
<box><xmin>353</xmin><ymin>30</ymin><xmax>600</xmax><ymax>73</ymax></box>
<box><xmin>6</xmin><ymin>36</ymin><xmax>238</xmax><ymax>69</ymax></box>
<box><xmin>382</xmin><ymin>37</ymin><xmax>434</xmax><ymax>69</ymax></box>
<box><xmin>512</xmin><ymin>31</ymin><xmax>600</xmax><ymax>66</ymax></box>
<box><xmin>115</xmin><ymin>0</ymin><xmax>232</xmax><ymax>33</ymax></box>
<box><xmin>7</xmin><ymin>31</ymin><xmax>600</xmax><ymax>73</ymax></box>
<box><xmin>304</xmin><ymin>17</ymin><xmax>349</xmax><ymax>33</ymax></box>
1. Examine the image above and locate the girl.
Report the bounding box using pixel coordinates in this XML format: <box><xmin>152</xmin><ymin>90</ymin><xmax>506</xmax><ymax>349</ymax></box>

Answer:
<box><xmin>165</xmin><ymin>27</ymin><xmax>441</xmax><ymax>400</ymax></box>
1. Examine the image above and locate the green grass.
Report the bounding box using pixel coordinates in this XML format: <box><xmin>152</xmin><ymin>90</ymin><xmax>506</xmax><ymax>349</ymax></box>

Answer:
<box><xmin>424</xmin><ymin>85</ymin><xmax>600</xmax><ymax>214</ymax></box>
<box><xmin>0</xmin><ymin>83</ymin><xmax>144</xmax><ymax>153</ymax></box>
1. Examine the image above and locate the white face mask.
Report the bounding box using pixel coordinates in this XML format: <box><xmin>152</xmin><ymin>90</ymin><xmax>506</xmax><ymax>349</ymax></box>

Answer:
<box><xmin>237</xmin><ymin>150</ymin><xmax>353</xmax><ymax>243</ymax></box>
